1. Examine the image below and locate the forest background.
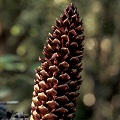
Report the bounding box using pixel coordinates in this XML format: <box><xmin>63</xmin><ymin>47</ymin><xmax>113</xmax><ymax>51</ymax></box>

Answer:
<box><xmin>0</xmin><ymin>0</ymin><xmax>120</xmax><ymax>120</ymax></box>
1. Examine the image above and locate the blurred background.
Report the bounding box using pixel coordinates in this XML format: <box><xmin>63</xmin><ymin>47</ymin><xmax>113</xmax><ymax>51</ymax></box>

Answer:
<box><xmin>0</xmin><ymin>0</ymin><xmax>120</xmax><ymax>119</ymax></box>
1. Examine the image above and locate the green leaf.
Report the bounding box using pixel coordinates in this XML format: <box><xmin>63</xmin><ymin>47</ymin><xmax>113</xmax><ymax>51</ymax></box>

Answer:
<box><xmin>0</xmin><ymin>54</ymin><xmax>21</xmax><ymax>63</ymax></box>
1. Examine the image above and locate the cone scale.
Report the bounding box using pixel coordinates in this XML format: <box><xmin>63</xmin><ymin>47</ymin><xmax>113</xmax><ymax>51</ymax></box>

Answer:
<box><xmin>30</xmin><ymin>3</ymin><xmax>85</xmax><ymax>120</ymax></box>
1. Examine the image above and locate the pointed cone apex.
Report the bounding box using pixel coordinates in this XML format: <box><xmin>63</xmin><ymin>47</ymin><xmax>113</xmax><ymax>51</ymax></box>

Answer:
<box><xmin>31</xmin><ymin>3</ymin><xmax>85</xmax><ymax>119</ymax></box>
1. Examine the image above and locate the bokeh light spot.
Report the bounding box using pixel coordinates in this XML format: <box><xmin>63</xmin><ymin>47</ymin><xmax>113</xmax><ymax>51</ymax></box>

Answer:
<box><xmin>111</xmin><ymin>94</ymin><xmax>120</xmax><ymax>109</ymax></box>
<box><xmin>17</xmin><ymin>45</ymin><xmax>26</xmax><ymax>56</ymax></box>
<box><xmin>83</xmin><ymin>93</ymin><xmax>96</xmax><ymax>106</ymax></box>
<box><xmin>100</xmin><ymin>38</ymin><xmax>111</xmax><ymax>52</ymax></box>
<box><xmin>102</xmin><ymin>102</ymin><xmax>113</xmax><ymax>117</ymax></box>
<box><xmin>85</xmin><ymin>38</ymin><xmax>96</xmax><ymax>50</ymax></box>
<box><xmin>10</xmin><ymin>25</ymin><xmax>22</xmax><ymax>36</ymax></box>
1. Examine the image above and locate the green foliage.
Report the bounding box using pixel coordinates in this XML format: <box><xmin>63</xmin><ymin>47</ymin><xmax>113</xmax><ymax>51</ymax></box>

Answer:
<box><xmin>0</xmin><ymin>0</ymin><xmax>120</xmax><ymax>119</ymax></box>
<box><xmin>0</xmin><ymin>54</ymin><xmax>26</xmax><ymax>71</ymax></box>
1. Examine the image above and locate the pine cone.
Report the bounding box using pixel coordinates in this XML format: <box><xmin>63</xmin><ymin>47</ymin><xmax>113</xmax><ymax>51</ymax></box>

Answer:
<box><xmin>30</xmin><ymin>3</ymin><xmax>85</xmax><ymax>120</ymax></box>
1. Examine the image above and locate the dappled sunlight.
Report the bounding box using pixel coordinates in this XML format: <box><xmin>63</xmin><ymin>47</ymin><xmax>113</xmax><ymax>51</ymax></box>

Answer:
<box><xmin>91</xmin><ymin>1</ymin><xmax>102</xmax><ymax>13</ymax></box>
<box><xmin>84</xmin><ymin>12</ymin><xmax>99</xmax><ymax>36</ymax></box>
<box><xmin>54</xmin><ymin>0</ymin><xmax>69</xmax><ymax>5</ymax></box>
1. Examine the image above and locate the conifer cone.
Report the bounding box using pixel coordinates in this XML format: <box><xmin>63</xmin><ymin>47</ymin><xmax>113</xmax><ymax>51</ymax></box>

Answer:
<box><xmin>30</xmin><ymin>3</ymin><xmax>85</xmax><ymax>120</ymax></box>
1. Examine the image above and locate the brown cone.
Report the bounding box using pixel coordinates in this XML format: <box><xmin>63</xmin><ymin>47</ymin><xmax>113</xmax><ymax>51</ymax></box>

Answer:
<box><xmin>31</xmin><ymin>3</ymin><xmax>85</xmax><ymax>120</ymax></box>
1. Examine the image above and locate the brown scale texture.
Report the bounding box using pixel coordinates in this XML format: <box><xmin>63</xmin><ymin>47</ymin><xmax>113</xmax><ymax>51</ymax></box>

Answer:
<box><xmin>30</xmin><ymin>3</ymin><xmax>85</xmax><ymax>120</ymax></box>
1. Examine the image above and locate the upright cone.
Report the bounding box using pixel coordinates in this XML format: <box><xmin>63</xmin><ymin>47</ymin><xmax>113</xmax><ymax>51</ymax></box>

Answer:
<box><xmin>31</xmin><ymin>3</ymin><xmax>85</xmax><ymax>120</ymax></box>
